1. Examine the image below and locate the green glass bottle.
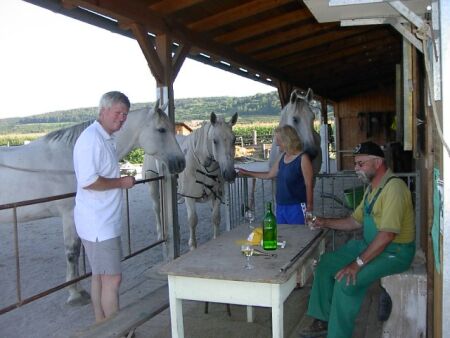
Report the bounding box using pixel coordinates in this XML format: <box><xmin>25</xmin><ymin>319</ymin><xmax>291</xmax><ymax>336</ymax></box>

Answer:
<box><xmin>262</xmin><ymin>202</ymin><xmax>277</xmax><ymax>250</ymax></box>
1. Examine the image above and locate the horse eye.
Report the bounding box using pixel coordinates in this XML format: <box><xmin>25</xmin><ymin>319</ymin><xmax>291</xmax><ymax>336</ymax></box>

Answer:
<box><xmin>213</xmin><ymin>139</ymin><xmax>218</xmax><ymax>145</ymax></box>
<box><xmin>233</xmin><ymin>136</ymin><xmax>236</xmax><ymax>143</ymax></box>
<box><xmin>293</xmin><ymin>117</ymin><xmax>299</xmax><ymax>124</ymax></box>
<box><xmin>157</xmin><ymin>128</ymin><xmax>166</xmax><ymax>133</ymax></box>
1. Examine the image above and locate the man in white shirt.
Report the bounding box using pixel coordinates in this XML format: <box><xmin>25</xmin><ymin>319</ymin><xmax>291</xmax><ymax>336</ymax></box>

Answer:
<box><xmin>73</xmin><ymin>91</ymin><xmax>135</xmax><ymax>322</ymax></box>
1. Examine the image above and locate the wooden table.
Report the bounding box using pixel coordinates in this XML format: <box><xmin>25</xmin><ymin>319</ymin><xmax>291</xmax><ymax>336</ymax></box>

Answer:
<box><xmin>159</xmin><ymin>224</ymin><xmax>328</xmax><ymax>338</ymax></box>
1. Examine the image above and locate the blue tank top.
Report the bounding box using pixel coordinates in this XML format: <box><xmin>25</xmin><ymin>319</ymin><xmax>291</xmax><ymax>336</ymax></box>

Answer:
<box><xmin>276</xmin><ymin>153</ymin><xmax>306</xmax><ymax>205</ymax></box>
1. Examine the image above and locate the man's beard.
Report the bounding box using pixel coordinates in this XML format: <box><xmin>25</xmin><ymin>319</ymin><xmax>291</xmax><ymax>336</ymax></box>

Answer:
<box><xmin>356</xmin><ymin>170</ymin><xmax>374</xmax><ymax>184</ymax></box>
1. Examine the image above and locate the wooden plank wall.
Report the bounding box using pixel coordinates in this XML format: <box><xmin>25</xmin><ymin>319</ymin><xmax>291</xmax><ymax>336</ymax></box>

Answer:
<box><xmin>335</xmin><ymin>87</ymin><xmax>396</xmax><ymax>170</ymax></box>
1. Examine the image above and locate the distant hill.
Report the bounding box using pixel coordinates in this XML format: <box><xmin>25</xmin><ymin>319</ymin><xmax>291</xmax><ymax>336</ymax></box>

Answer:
<box><xmin>0</xmin><ymin>92</ymin><xmax>281</xmax><ymax>134</ymax></box>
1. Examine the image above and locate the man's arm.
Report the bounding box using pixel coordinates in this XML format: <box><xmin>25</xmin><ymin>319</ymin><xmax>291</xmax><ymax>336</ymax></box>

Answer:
<box><xmin>314</xmin><ymin>215</ymin><xmax>362</xmax><ymax>231</ymax></box>
<box><xmin>335</xmin><ymin>231</ymin><xmax>396</xmax><ymax>285</ymax></box>
<box><xmin>85</xmin><ymin>176</ymin><xmax>135</xmax><ymax>191</ymax></box>
<box><xmin>358</xmin><ymin>231</ymin><xmax>396</xmax><ymax>264</ymax></box>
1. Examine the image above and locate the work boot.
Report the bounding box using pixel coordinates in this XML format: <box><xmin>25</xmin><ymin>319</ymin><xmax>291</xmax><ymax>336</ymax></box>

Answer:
<box><xmin>378</xmin><ymin>287</ymin><xmax>392</xmax><ymax>321</ymax></box>
<box><xmin>299</xmin><ymin>319</ymin><xmax>328</xmax><ymax>338</ymax></box>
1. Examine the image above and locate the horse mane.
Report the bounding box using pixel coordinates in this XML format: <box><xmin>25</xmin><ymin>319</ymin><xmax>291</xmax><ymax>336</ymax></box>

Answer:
<box><xmin>43</xmin><ymin>120</ymin><xmax>94</xmax><ymax>146</ymax></box>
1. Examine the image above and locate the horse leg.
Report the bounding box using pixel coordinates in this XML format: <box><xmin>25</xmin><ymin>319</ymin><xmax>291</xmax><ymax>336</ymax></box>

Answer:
<box><xmin>62</xmin><ymin>208</ymin><xmax>90</xmax><ymax>305</ymax></box>
<box><xmin>148</xmin><ymin>180</ymin><xmax>163</xmax><ymax>241</ymax></box>
<box><xmin>185</xmin><ymin>198</ymin><xmax>198</xmax><ymax>250</ymax></box>
<box><xmin>211</xmin><ymin>197</ymin><xmax>221</xmax><ymax>239</ymax></box>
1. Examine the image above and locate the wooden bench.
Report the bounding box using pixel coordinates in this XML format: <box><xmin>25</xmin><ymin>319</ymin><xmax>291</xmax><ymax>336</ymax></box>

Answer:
<box><xmin>380</xmin><ymin>259</ymin><xmax>427</xmax><ymax>337</ymax></box>
<box><xmin>72</xmin><ymin>284</ymin><xmax>169</xmax><ymax>338</ymax></box>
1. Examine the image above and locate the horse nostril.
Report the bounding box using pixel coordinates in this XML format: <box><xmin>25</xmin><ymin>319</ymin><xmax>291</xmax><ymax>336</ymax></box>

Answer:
<box><xmin>223</xmin><ymin>169</ymin><xmax>237</xmax><ymax>182</ymax></box>
<box><xmin>168</xmin><ymin>157</ymin><xmax>186</xmax><ymax>174</ymax></box>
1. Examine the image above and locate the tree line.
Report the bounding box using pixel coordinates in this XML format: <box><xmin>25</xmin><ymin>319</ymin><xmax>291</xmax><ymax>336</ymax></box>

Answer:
<box><xmin>0</xmin><ymin>92</ymin><xmax>281</xmax><ymax>134</ymax></box>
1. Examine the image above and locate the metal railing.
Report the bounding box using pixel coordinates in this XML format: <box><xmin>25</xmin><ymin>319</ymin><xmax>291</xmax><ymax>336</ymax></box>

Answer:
<box><xmin>1</xmin><ymin>170</ymin><xmax>420</xmax><ymax>315</ymax></box>
<box><xmin>225</xmin><ymin>171</ymin><xmax>421</xmax><ymax>247</ymax></box>
<box><xmin>0</xmin><ymin>176</ymin><xmax>165</xmax><ymax>315</ymax></box>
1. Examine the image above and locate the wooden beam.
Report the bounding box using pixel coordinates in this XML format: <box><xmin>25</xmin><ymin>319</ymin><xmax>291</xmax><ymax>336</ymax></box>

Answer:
<box><xmin>275</xmin><ymin>28</ymin><xmax>397</xmax><ymax>68</ymax></box>
<box><xmin>300</xmin><ymin>52</ymin><xmax>400</xmax><ymax>85</ymax></box>
<box><xmin>255</xmin><ymin>27</ymin><xmax>369</xmax><ymax>61</ymax></box>
<box><xmin>149</xmin><ymin>0</ymin><xmax>204</xmax><ymax>15</ymax></box>
<box><xmin>172</xmin><ymin>43</ymin><xmax>191</xmax><ymax>81</ymax></box>
<box><xmin>156</xmin><ymin>34</ymin><xmax>172</xmax><ymax>86</ymax></box>
<box><xmin>277</xmin><ymin>81</ymin><xmax>294</xmax><ymax>108</ymax></box>
<box><xmin>214</xmin><ymin>9</ymin><xmax>311</xmax><ymax>44</ymax></box>
<box><xmin>289</xmin><ymin>35</ymin><xmax>399</xmax><ymax>72</ymax></box>
<box><xmin>235</xmin><ymin>22</ymin><xmax>337</xmax><ymax>54</ymax></box>
<box><xmin>188</xmin><ymin>0</ymin><xmax>292</xmax><ymax>32</ymax></box>
<box><xmin>62</xmin><ymin>0</ymin><xmax>292</xmax><ymax>88</ymax></box>
<box><xmin>129</xmin><ymin>22</ymin><xmax>164</xmax><ymax>84</ymax></box>
<box><xmin>62</xmin><ymin>0</ymin><xmax>168</xmax><ymax>34</ymax></box>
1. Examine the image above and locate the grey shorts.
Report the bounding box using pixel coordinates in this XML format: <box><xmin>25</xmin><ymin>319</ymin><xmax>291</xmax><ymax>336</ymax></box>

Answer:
<box><xmin>81</xmin><ymin>237</ymin><xmax>122</xmax><ymax>275</ymax></box>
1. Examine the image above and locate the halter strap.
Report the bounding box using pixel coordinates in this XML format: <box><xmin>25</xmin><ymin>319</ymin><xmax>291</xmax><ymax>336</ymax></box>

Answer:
<box><xmin>190</xmin><ymin>123</ymin><xmax>219</xmax><ymax>174</ymax></box>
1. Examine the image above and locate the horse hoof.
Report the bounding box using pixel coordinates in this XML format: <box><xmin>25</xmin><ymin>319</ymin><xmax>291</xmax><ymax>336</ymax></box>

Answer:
<box><xmin>67</xmin><ymin>290</ymin><xmax>91</xmax><ymax>306</ymax></box>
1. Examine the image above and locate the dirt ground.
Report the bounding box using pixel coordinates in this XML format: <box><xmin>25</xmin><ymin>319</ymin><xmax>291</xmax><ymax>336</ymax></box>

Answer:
<box><xmin>0</xmin><ymin>171</ymin><xmax>272</xmax><ymax>338</ymax></box>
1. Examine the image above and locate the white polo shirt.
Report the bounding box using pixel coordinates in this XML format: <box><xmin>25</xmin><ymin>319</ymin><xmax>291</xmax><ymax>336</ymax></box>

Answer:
<box><xmin>73</xmin><ymin>120</ymin><xmax>123</xmax><ymax>242</ymax></box>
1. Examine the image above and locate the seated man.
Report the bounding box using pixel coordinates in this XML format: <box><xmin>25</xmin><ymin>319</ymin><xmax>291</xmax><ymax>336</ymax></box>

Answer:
<box><xmin>300</xmin><ymin>141</ymin><xmax>415</xmax><ymax>338</ymax></box>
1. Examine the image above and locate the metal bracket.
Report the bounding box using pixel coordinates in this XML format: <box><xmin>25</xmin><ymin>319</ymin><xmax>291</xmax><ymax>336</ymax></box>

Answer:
<box><xmin>331</xmin><ymin>0</ymin><xmax>431</xmax><ymax>54</ymax></box>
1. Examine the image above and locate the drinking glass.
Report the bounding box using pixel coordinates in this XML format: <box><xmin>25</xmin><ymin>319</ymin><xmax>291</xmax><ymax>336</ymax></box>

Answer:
<box><xmin>241</xmin><ymin>244</ymin><xmax>254</xmax><ymax>269</ymax></box>
<box><xmin>305</xmin><ymin>211</ymin><xmax>317</xmax><ymax>230</ymax></box>
<box><xmin>244</xmin><ymin>207</ymin><xmax>255</xmax><ymax>229</ymax></box>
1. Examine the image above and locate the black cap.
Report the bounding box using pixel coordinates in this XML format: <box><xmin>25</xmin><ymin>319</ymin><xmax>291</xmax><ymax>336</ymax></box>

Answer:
<box><xmin>353</xmin><ymin>141</ymin><xmax>384</xmax><ymax>158</ymax></box>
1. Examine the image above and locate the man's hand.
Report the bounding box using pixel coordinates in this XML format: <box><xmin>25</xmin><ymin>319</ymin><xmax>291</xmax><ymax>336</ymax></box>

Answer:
<box><xmin>312</xmin><ymin>216</ymin><xmax>325</xmax><ymax>229</ymax></box>
<box><xmin>335</xmin><ymin>262</ymin><xmax>360</xmax><ymax>286</ymax></box>
<box><xmin>120</xmin><ymin>176</ymin><xmax>135</xmax><ymax>189</ymax></box>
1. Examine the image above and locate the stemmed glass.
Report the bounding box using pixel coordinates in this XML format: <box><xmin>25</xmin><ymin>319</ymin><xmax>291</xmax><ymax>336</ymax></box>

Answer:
<box><xmin>305</xmin><ymin>211</ymin><xmax>317</xmax><ymax>230</ymax></box>
<box><xmin>241</xmin><ymin>244</ymin><xmax>254</xmax><ymax>270</ymax></box>
<box><xmin>244</xmin><ymin>207</ymin><xmax>255</xmax><ymax>229</ymax></box>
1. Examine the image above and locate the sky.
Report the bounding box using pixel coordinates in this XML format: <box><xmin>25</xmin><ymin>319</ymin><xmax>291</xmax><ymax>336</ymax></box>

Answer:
<box><xmin>0</xmin><ymin>0</ymin><xmax>275</xmax><ymax>119</ymax></box>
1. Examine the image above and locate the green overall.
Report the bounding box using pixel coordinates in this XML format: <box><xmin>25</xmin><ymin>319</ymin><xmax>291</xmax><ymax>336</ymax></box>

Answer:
<box><xmin>306</xmin><ymin>179</ymin><xmax>415</xmax><ymax>338</ymax></box>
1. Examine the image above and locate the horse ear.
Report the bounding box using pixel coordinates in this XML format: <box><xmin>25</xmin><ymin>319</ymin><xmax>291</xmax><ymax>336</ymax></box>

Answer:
<box><xmin>210</xmin><ymin>112</ymin><xmax>217</xmax><ymax>125</ymax></box>
<box><xmin>230</xmin><ymin>112</ymin><xmax>238</xmax><ymax>126</ymax></box>
<box><xmin>290</xmin><ymin>90</ymin><xmax>297</xmax><ymax>104</ymax></box>
<box><xmin>160</xmin><ymin>101</ymin><xmax>169</xmax><ymax>113</ymax></box>
<box><xmin>154</xmin><ymin>99</ymin><xmax>160</xmax><ymax>112</ymax></box>
<box><xmin>305</xmin><ymin>88</ymin><xmax>314</xmax><ymax>102</ymax></box>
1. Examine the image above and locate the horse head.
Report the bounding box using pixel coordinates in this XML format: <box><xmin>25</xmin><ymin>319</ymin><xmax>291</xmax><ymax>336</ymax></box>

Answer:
<box><xmin>281</xmin><ymin>88</ymin><xmax>318</xmax><ymax>158</ymax></box>
<box><xmin>117</xmin><ymin>100</ymin><xmax>185</xmax><ymax>174</ymax></box>
<box><xmin>208</xmin><ymin>112</ymin><xmax>238</xmax><ymax>182</ymax></box>
<box><xmin>269</xmin><ymin>88</ymin><xmax>322</xmax><ymax>175</ymax></box>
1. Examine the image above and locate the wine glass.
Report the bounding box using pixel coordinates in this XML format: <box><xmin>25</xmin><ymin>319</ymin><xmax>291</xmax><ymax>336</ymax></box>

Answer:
<box><xmin>244</xmin><ymin>207</ymin><xmax>255</xmax><ymax>229</ymax></box>
<box><xmin>241</xmin><ymin>244</ymin><xmax>254</xmax><ymax>269</ymax></box>
<box><xmin>305</xmin><ymin>211</ymin><xmax>317</xmax><ymax>230</ymax></box>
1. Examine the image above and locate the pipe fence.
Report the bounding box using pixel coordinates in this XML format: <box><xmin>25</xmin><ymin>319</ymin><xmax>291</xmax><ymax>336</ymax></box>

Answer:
<box><xmin>0</xmin><ymin>176</ymin><xmax>165</xmax><ymax>315</ymax></box>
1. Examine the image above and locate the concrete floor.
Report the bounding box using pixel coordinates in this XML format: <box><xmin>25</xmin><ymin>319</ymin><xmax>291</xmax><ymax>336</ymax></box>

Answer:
<box><xmin>128</xmin><ymin>265</ymin><xmax>383</xmax><ymax>338</ymax></box>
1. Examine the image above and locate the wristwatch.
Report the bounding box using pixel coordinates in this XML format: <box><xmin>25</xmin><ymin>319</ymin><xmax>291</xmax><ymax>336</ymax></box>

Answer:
<box><xmin>355</xmin><ymin>256</ymin><xmax>365</xmax><ymax>267</ymax></box>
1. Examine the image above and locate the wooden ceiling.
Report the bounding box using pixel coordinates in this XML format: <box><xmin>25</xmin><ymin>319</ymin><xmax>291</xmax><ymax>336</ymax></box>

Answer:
<box><xmin>25</xmin><ymin>0</ymin><xmax>403</xmax><ymax>101</ymax></box>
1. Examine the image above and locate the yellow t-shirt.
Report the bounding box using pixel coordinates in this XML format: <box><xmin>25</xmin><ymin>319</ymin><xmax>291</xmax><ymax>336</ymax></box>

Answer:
<box><xmin>352</xmin><ymin>169</ymin><xmax>415</xmax><ymax>244</ymax></box>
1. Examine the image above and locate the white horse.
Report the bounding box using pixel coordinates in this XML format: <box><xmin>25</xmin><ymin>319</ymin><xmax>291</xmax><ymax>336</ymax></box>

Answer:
<box><xmin>144</xmin><ymin>112</ymin><xmax>238</xmax><ymax>250</ymax></box>
<box><xmin>0</xmin><ymin>101</ymin><xmax>185</xmax><ymax>305</ymax></box>
<box><xmin>269</xmin><ymin>88</ymin><xmax>322</xmax><ymax>175</ymax></box>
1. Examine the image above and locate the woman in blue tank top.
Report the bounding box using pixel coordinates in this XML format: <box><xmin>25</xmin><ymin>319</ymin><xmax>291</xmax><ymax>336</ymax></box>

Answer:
<box><xmin>238</xmin><ymin>125</ymin><xmax>314</xmax><ymax>224</ymax></box>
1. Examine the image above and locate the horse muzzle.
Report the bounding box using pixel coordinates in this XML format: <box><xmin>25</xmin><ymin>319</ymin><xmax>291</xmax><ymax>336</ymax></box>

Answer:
<box><xmin>222</xmin><ymin>168</ymin><xmax>237</xmax><ymax>182</ymax></box>
<box><xmin>167</xmin><ymin>156</ymin><xmax>186</xmax><ymax>174</ymax></box>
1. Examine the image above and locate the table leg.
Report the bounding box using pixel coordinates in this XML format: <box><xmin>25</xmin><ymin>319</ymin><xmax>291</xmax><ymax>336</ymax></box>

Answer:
<box><xmin>272</xmin><ymin>288</ymin><xmax>284</xmax><ymax>338</ymax></box>
<box><xmin>168</xmin><ymin>279</ymin><xmax>184</xmax><ymax>338</ymax></box>
<box><xmin>246</xmin><ymin>305</ymin><xmax>254</xmax><ymax>322</ymax></box>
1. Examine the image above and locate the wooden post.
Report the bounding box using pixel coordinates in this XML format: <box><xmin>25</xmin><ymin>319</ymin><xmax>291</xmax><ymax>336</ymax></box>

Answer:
<box><xmin>130</xmin><ymin>24</ymin><xmax>190</xmax><ymax>260</ymax></box>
